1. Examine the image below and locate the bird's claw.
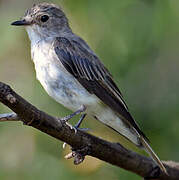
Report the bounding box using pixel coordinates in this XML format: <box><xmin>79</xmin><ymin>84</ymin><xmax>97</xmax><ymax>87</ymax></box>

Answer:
<box><xmin>61</xmin><ymin>111</ymin><xmax>87</xmax><ymax>149</ymax></box>
<box><xmin>65</xmin><ymin>122</ymin><xmax>77</xmax><ymax>133</ymax></box>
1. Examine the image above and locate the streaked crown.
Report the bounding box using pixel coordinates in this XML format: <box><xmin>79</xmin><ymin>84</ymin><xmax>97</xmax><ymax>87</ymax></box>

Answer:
<box><xmin>12</xmin><ymin>3</ymin><xmax>72</xmax><ymax>42</ymax></box>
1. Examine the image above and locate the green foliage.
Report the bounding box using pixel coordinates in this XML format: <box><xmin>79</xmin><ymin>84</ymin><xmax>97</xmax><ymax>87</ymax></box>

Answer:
<box><xmin>0</xmin><ymin>0</ymin><xmax>178</xmax><ymax>179</ymax></box>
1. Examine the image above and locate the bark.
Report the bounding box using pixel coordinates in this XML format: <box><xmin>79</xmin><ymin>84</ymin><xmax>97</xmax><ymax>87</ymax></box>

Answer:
<box><xmin>0</xmin><ymin>82</ymin><xmax>178</xmax><ymax>180</ymax></box>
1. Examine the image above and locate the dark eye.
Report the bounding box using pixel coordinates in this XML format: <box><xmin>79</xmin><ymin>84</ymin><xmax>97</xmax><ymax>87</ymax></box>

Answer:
<box><xmin>40</xmin><ymin>15</ymin><xmax>49</xmax><ymax>22</ymax></box>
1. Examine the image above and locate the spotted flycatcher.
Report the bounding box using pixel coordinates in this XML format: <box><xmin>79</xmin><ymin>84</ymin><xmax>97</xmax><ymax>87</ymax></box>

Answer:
<box><xmin>11</xmin><ymin>3</ymin><xmax>166</xmax><ymax>173</ymax></box>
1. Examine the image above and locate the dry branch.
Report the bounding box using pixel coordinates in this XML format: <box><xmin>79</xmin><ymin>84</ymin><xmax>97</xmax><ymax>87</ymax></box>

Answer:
<box><xmin>0</xmin><ymin>81</ymin><xmax>178</xmax><ymax>180</ymax></box>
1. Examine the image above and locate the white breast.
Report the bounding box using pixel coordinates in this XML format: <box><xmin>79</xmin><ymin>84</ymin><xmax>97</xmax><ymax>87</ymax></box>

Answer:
<box><xmin>31</xmin><ymin>39</ymin><xmax>99</xmax><ymax>111</ymax></box>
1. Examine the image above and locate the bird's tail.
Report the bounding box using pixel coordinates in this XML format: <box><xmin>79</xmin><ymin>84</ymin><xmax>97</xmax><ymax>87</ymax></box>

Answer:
<box><xmin>139</xmin><ymin>136</ymin><xmax>167</xmax><ymax>174</ymax></box>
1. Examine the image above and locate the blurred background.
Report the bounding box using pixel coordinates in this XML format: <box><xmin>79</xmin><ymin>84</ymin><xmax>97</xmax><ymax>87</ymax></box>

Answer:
<box><xmin>0</xmin><ymin>0</ymin><xmax>179</xmax><ymax>179</ymax></box>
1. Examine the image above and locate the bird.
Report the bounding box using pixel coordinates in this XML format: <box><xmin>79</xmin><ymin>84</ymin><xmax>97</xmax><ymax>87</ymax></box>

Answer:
<box><xmin>11</xmin><ymin>2</ymin><xmax>167</xmax><ymax>173</ymax></box>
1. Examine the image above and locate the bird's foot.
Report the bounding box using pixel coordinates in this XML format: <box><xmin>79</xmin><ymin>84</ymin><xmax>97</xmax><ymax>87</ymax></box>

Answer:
<box><xmin>60</xmin><ymin>105</ymin><xmax>87</xmax><ymax>149</ymax></box>
<box><xmin>62</xmin><ymin>114</ymin><xmax>88</xmax><ymax>149</ymax></box>
<box><xmin>65</xmin><ymin>122</ymin><xmax>78</xmax><ymax>133</ymax></box>
<box><xmin>60</xmin><ymin>105</ymin><xmax>86</xmax><ymax>133</ymax></box>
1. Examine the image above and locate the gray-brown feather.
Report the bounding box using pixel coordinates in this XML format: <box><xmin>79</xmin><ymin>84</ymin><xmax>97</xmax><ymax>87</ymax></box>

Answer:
<box><xmin>53</xmin><ymin>36</ymin><xmax>148</xmax><ymax>142</ymax></box>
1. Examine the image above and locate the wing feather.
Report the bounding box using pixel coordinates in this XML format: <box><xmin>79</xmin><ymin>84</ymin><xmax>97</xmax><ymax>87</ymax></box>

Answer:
<box><xmin>53</xmin><ymin>37</ymin><xmax>148</xmax><ymax>141</ymax></box>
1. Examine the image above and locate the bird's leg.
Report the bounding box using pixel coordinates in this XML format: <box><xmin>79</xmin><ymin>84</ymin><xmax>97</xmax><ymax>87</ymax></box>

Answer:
<box><xmin>62</xmin><ymin>113</ymin><xmax>88</xmax><ymax>149</ymax></box>
<box><xmin>63</xmin><ymin>108</ymin><xmax>89</xmax><ymax>149</ymax></box>
<box><xmin>60</xmin><ymin>105</ymin><xmax>86</xmax><ymax>132</ymax></box>
<box><xmin>74</xmin><ymin>114</ymin><xmax>87</xmax><ymax>130</ymax></box>
<box><xmin>60</xmin><ymin>105</ymin><xmax>86</xmax><ymax>122</ymax></box>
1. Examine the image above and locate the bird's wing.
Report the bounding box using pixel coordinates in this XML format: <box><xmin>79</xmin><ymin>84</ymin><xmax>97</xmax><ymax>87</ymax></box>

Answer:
<box><xmin>53</xmin><ymin>37</ymin><xmax>148</xmax><ymax>140</ymax></box>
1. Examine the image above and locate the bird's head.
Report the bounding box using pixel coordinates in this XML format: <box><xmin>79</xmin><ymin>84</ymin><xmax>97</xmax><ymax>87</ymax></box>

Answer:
<box><xmin>11</xmin><ymin>3</ymin><xmax>71</xmax><ymax>43</ymax></box>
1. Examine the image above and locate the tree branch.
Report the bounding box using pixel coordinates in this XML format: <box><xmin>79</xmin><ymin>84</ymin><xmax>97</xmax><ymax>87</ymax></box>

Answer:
<box><xmin>0</xmin><ymin>82</ymin><xmax>178</xmax><ymax>180</ymax></box>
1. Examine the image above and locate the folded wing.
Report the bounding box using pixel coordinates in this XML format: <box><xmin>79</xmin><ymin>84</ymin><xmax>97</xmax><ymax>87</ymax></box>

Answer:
<box><xmin>53</xmin><ymin>36</ymin><xmax>148</xmax><ymax>141</ymax></box>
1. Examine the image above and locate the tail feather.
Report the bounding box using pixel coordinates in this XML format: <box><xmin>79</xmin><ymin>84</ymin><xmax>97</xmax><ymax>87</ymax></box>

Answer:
<box><xmin>139</xmin><ymin>136</ymin><xmax>167</xmax><ymax>174</ymax></box>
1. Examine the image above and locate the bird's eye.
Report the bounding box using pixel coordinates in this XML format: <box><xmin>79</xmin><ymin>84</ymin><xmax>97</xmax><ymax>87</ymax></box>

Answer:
<box><xmin>40</xmin><ymin>15</ymin><xmax>49</xmax><ymax>22</ymax></box>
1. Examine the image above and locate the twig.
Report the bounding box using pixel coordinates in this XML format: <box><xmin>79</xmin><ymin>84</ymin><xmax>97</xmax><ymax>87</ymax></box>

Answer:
<box><xmin>0</xmin><ymin>81</ymin><xmax>178</xmax><ymax>180</ymax></box>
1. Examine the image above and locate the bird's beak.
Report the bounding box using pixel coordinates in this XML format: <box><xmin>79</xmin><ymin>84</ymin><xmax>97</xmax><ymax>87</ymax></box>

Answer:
<box><xmin>11</xmin><ymin>19</ymin><xmax>32</xmax><ymax>26</ymax></box>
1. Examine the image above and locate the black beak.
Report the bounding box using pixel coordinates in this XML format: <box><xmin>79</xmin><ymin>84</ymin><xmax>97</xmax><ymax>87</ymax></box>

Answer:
<box><xmin>11</xmin><ymin>19</ymin><xmax>31</xmax><ymax>26</ymax></box>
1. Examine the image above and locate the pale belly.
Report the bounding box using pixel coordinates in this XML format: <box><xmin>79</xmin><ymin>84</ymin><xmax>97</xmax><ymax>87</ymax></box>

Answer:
<box><xmin>36</xmin><ymin>62</ymin><xmax>99</xmax><ymax>111</ymax></box>
<box><xmin>32</xmin><ymin>41</ymin><xmax>99</xmax><ymax>111</ymax></box>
